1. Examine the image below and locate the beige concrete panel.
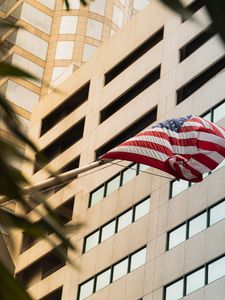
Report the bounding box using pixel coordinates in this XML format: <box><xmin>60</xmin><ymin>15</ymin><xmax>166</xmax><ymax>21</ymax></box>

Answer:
<box><xmin>106</xmin><ymin>276</ymin><xmax>126</xmax><ymax>300</ymax></box>
<box><xmin>147</xmin><ymin>208</ymin><xmax>159</xmax><ymax>242</ymax></box>
<box><xmin>156</xmin><ymin>202</ymin><xmax>168</xmax><ymax>236</ymax></box>
<box><xmin>186</xmin><ymin>180</ymin><xmax>208</xmax><ymax>219</ymax></box>
<box><xmin>111</xmin><ymin>226</ymin><xmax>131</xmax><ymax>261</ymax></box>
<box><xmin>152</xmin><ymin>288</ymin><xmax>163</xmax><ymax>300</ymax></box>
<box><xmin>100</xmin><ymin>192</ymin><xmax>118</xmax><ymax>225</ymax></box>
<box><xmin>129</xmin><ymin>216</ymin><xmax>149</xmax><ymax>251</ymax></box>
<box><xmin>164</xmin><ymin>243</ymin><xmax>185</xmax><ymax>283</ymax></box>
<box><xmin>184</xmin><ymin>231</ymin><xmax>206</xmax><ymax>273</ymax></box>
<box><xmin>205</xmin><ymin>219</ymin><xmax>225</xmax><ymax>262</ymax></box>
<box><xmin>144</xmin><ymin>261</ymin><xmax>155</xmax><ymax>295</ymax></box>
<box><xmin>205</xmin><ymin>276</ymin><xmax>225</xmax><ymax>300</ymax></box>
<box><xmin>167</xmin><ymin>192</ymin><xmax>187</xmax><ymax>230</ymax></box>
<box><xmin>207</xmin><ymin>167</ymin><xmax>225</xmax><ymax>206</ymax></box>
<box><xmin>183</xmin><ymin>288</ymin><xmax>205</xmax><ymax>300</ymax></box>
<box><xmin>155</xmin><ymin>234</ymin><xmax>167</xmax><ymax>258</ymax></box>
<box><xmin>153</xmin><ymin>255</ymin><xmax>165</xmax><ymax>290</ymax></box>
<box><xmin>125</xmin><ymin>267</ymin><xmax>145</xmax><ymax>300</ymax></box>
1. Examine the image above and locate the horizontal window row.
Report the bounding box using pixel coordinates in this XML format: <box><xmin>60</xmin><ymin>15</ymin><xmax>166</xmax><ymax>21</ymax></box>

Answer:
<box><xmin>104</xmin><ymin>27</ymin><xmax>164</xmax><ymax>85</ymax></box>
<box><xmin>96</xmin><ymin>105</ymin><xmax>157</xmax><ymax>158</ymax></box>
<box><xmin>84</xmin><ymin>196</ymin><xmax>150</xmax><ymax>252</ymax></box>
<box><xmin>164</xmin><ymin>253</ymin><xmax>225</xmax><ymax>300</ymax></box>
<box><xmin>180</xmin><ymin>24</ymin><xmax>215</xmax><ymax>62</ymax></box>
<box><xmin>21</xmin><ymin>196</ymin><xmax>75</xmax><ymax>253</ymax></box>
<box><xmin>89</xmin><ymin>163</ymin><xmax>150</xmax><ymax>207</ymax></box>
<box><xmin>170</xmin><ymin>99</ymin><xmax>225</xmax><ymax>198</ymax></box>
<box><xmin>77</xmin><ymin>246</ymin><xmax>147</xmax><ymax>300</ymax></box>
<box><xmin>177</xmin><ymin>55</ymin><xmax>225</xmax><ymax>104</ymax></box>
<box><xmin>100</xmin><ymin>65</ymin><xmax>160</xmax><ymax>123</ymax></box>
<box><xmin>41</xmin><ymin>81</ymin><xmax>90</xmax><ymax>136</ymax></box>
<box><xmin>16</xmin><ymin>246</ymin><xmax>67</xmax><ymax>288</ymax></box>
<box><xmin>167</xmin><ymin>197</ymin><xmax>225</xmax><ymax>250</ymax></box>
<box><xmin>182</xmin><ymin>0</ymin><xmax>204</xmax><ymax>22</ymax></box>
<box><xmin>34</xmin><ymin>118</ymin><xmax>84</xmax><ymax>173</ymax></box>
<box><xmin>40</xmin><ymin>287</ymin><xmax>62</xmax><ymax>300</ymax></box>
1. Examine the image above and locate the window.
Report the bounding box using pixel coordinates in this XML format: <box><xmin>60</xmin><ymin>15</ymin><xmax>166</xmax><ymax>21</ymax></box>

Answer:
<box><xmin>209</xmin><ymin>200</ymin><xmax>225</xmax><ymax>226</ymax></box>
<box><xmin>165</xmin><ymin>279</ymin><xmax>184</xmax><ymax>300</ymax></box>
<box><xmin>130</xmin><ymin>247</ymin><xmax>146</xmax><ymax>271</ymax></box>
<box><xmin>167</xmin><ymin>198</ymin><xmax>225</xmax><ymax>250</ymax></box>
<box><xmin>89</xmin><ymin>163</ymin><xmax>152</xmax><ymax>208</ymax></box>
<box><xmin>101</xmin><ymin>220</ymin><xmax>116</xmax><ymax>242</ymax></box>
<box><xmin>100</xmin><ymin>66</ymin><xmax>160</xmax><ymax>123</ymax></box>
<box><xmin>40</xmin><ymin>287</ymin><xmax>62</xmax><ymax>300</ymax></box>
<box><xmin>96</xmin><ymin>106</ymin><xmax>157</xmax><ymax>157</ymax></box>
<box><xmin>168</xmin><ymin>224</ymin><xmax>186</xmax><ymax>250</ymax></box>
<box><xmin>182</xmin><ymin>0</ymin><xmax>204</xmax><ymax>22</ymax></box>
<box><xmin>96</xmin><ymin>269</ymin><xmax>111</xmax><ymax>291</ymax></box>
<box><xmin>37</xmin><ymin>0</ymin><xmax>55</xmax><ymax>9</ymax></box>
<box><xmin>213</xmin><ymin>101</ymin><xmax>225</xmax><ymax>122</ymax></box>
<box><xmin>133</xmin><ymin>0</ymin><xmax>149</xmax><ymax>11</ymax></box>
<box><xmin>55</xmin><ymin>41</ymin><xmax>74</xmax><ymax>59</ymax></box>
<box><xmin>84</xmin><ymin>197</ymin><xmax>150</xmax><ymax>252</ymax></box>
<box><xmin>112</xmin><ymin>6</ymin><xmax>124</xmax><ymax>27</ymax></box>
<box><xmin>186</xmin><ymin>267</ymin><xmax>205</xmax><ymax>294</ymax></box>
<box><xmin>208</xmin><ymin>256</ymin><xmax>225</xmax><ymax>283</ymax></box>
<box><xmin>117</xmin><ymin>209</ymin><xmax>133</xmax><ymax>232</ymax></box>
<box><xmin>89</xmin><ymin>0</ymin><xmax>105</xmax><ymax>15</ymax></box>
<box><xmin>40</xmin><ymin>82</ymin><xmax>89</xmax><ymax>136</ymax></box>
<box><xmin>77</xmin><ymin>246</ymin><xmax>147</xmax><ymax>300</ymax></box>
<box><xmin>86</xmin><ymin>19</ymin><xmax>103</xmax><ymax>40</ymax></box>
<box><xmin>180</xmin><ymin>25</ymin><xmax>215</xmax><ymax>62</ymax></box>
<box><xmin>170</xmin><ymin>179</ymin><xmax>189</xmax><ymax>198</ymax></box>
<box><xmin>188</xmin><ymin>212</ymin><xmax>207</xmax><ymax>238</ymax></box>
<box><xmin>177</xmin><ymin>55</ymin><xmax>225</xmax><ymax>104</ymax></box>
<box><xmin>164</xmin><ymin>254</ymin><xmax>225</xmax><ymax>299</ymax></box>
<box><xmin>105</xmin><ymin>27</ymin><xmax>164</xmax><ymax>85</ymax></box>
<box><xmin>34</xmin><ymin>118</ymin><xmax>84</xmax><ymax>172</ymax></box>
<box><xmin>79</xmin><ymin>279</ymin><xmax>94</xmax><ymax>300</ymax></box>
<box><xmin>63</xmin><ymin>0</ymin><xmax>80</xmax><ymax>9</ymax></box>
<box><xmin>60</xmin><ymin>16</ymin><xmax>78</xmax><ymax>34</ymax></box>
<box><xmin>112</xmin><ymin>258</ymin><xmax>129</xmax><ymax>281</ymax></box>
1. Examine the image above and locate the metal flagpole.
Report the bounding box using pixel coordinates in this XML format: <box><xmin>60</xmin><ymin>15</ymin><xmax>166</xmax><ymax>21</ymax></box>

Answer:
<box><xmin>24</xmin><ymin>160</ymin><xmax>104</xmax><ymax>194</ymax></box>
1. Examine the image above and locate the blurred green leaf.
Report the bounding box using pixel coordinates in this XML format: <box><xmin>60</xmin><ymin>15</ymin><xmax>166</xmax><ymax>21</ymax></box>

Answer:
<box><xmin>205</xmin><ymin>0</ymin><xmax>225</xmax><ymax>44</ymax></box>
<box><xmin>0</xmin><ymin>62</ymin><xmax>35</xmax><ymax>79</ymax></box>
<box><xmin>0</xmin><ymin>261</ymin><xmax>32</xmax><ymax>300</ymax></box>
<box><xmin>159</xmin><ymin>0</ymin><xmax>193</xmax><ymax>19</ymax></box>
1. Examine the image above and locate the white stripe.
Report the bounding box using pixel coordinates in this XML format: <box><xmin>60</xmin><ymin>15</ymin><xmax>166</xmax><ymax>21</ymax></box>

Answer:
<box><xmin>109</xmin><ymin>145</ymin><xmax>169</xmax><ymax>161</ymax></box>
<box><xmin>199</xmin><ymin>132</ymin><xmax>225</xmax><ymax>148</ymax></box>
<box><xmin>187</xmin><ymin>158</ymin><xmax>211</xmax><ymax>173</ymax></box>
<box><xmin>196</xmin><ymin>150</ymin><xmax>224</xmax><ymax>164</ymax></box>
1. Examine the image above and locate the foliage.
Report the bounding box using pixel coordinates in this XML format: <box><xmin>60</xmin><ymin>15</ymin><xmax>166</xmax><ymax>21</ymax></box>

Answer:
<box><xmin>159</xmin><ymin>0</ymin><xmax>225</xmax><ymax>45</ymax></box>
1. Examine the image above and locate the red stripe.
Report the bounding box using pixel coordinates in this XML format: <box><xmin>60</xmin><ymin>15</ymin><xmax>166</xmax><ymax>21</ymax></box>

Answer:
<box><xmin>198</xmin><ymin>140</ymin><xmax>225</xmax><ymax>156</ymax></box>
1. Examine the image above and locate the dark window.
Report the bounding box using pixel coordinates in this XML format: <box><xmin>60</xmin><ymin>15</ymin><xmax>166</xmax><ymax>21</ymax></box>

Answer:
<box><xmin>104</xmin><ymin>27</ymin><xmax>164</xmax><ymax>85</ymax></box>
<box><xmin>177</xmin><ymin>55</ymin><xmax>225</xmax><ymax>104</ymax></box>
<box><xmin>182</xmin><ymin>0</ymin><xmax>205</xmax><ymax>22</ymax></box>
<box><xmin>40</xmin><ymin>287</ymin><xmax>62</xmax><ymax>300</ymax></box>
<box><xmin>180</xmin><ymin>25</ymin><xmax>216</xmax><ymax>62</ymax></box>
<box><xmin>21</xmin><ymin>197</ymin><xmax>74</xmax><ymax>253</ymax></box>
<box><xmin>96</xmin><ymin>106</ymin><xmax>157</xmax><ymax>158</ymax></box>
<box><xmin>17</xmin><ymin>246</ymin><xmax>67</xmax><ymax>288</ymax></box>
<box><xmin>100</xmin><ymin>66</ymin><xmax>160</xmax><ymax>123</ymax></box>
<box><xmin>40</xmin><ymin>81</ymin><xmax>90</xmax><ymax>136</ymax></box>
<box><xmin>34</xmin><ymin>118</ymin><xmax>85</xmax><ymax>173</ymax></box>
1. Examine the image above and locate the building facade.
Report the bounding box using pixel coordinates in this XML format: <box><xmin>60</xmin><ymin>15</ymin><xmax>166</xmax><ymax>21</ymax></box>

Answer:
<box><xmin>14</xmin><ymin>0</ymin><xmax>225</xmax><ymax>299</ymax></box>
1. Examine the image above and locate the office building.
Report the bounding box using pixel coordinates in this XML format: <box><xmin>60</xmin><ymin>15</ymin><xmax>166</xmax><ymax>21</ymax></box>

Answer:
<box><xmin>13</xmin><ymin>0</ymin><xmax>225</xmax><ymax>299</ymax></box>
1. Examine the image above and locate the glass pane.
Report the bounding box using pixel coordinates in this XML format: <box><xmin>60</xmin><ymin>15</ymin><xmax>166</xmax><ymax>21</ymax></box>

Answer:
<box><xmin>210</xmin><ymin>200</ymin><xmax>225</xmax><ymax>226</ymax></box>
<box><xmin>171</xmin><ymin>180</ymin><xmax>189</xmax><ymax>198</ymax></box>
<box><xmin>168</xmin><ymin>224</ymin><xmax>186</xmax><ymax>249</ymax></box>
<box><xmin>96</xmin><ymin>268</ymin><xmax>111</xmax><ymax>291</ymax></box>
<box><xmin>79</xmin><ymin>279</ymin><xmax>94</xmax><ymax>300</ymax></box>
<box><xmin>85</xmin><ymin>231</ymin><xmax>99</xmax><ymax>252</ymax></box>
<box><xmin>117</xmin><ymin>209</ymin><xmax>133</xmax><ymax>232</ymax></box>
<box><xmin>188</xmin><ymin>212</ymin><xmax>207</xmax><ymax>238</ymax></box>
<box><xmin>112</xmin><ymin>258</ymin><xmax>128</xmax><ymax>282</ymax></box>
<box><xmin>165</xmin><ymin>279</ymin><xmax>184</xmax><ymax>300</ymax></box>
<box><xmin>122</xmin><ymin>165</ymin><xmax>137</xmax><ymax>185</ymax></box>
<box><xmin>101</xmin><ymin>220</ymin><xmax>116</xmax><ymax>242</ymax></box>
<box><xmin>90</xmin><ymin>186</ymin><xmax>104</xmax><ymax>206</ymax></box>
<box><xmin>208</xmin><ymin>256</ymin><xmax>225</xmax><ymax>283</ymax></box>
<box><xmin>202</xmin><ymin>112</ymin><xmax>211</xmax><ymax>122</ymax></box>
<box><xmin>106</xmin><ymin>175</ymin><xmax>120</xmax><ymax>196</ymax></box>
<box><xmin>186</xmin><ymin>268</ymin><xmax>205</xmax><ymax>294</ymax></box>
<box><xmin>130</xmin><ymin>247</ymin><xmax>146</xmax><ymax>271</ymax></box>
<box><xmin>134</xmin><ymin>198</ymin><xmax>150</xmax><ymax>221</ymax></box>
<box><xmin>213</xmin><ymin>102</ymin><xmax>225</xmax><ymax>123</ymax></box>
<box><xmin>139</xmin><ymin>163</ymin><xmax>149</xmax><ymax>172</ymax></box>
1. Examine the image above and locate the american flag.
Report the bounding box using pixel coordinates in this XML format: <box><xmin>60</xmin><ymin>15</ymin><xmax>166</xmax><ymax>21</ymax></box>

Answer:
<box><xmin>101</xmin><ymin>115</ymin><xmax>225</xmax><ymax>182</ymax></box>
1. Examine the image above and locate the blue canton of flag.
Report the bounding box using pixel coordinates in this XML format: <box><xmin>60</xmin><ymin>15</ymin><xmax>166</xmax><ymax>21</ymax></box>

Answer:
<box><xmin>153</xmin><ymin>115</ymin><xmax>192</xmax><ymax>132</ymax></box>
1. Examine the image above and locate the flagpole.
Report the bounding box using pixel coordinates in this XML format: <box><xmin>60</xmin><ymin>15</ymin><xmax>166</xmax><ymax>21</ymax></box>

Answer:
<box><xmin>24</xmin><ymin>160</ymin><xmax>104</xmax><ymax>194</ymax></box>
